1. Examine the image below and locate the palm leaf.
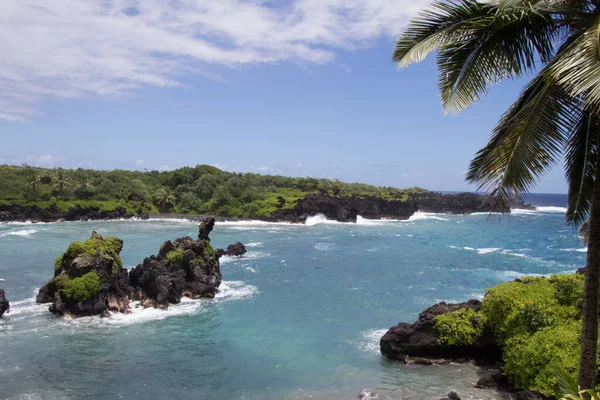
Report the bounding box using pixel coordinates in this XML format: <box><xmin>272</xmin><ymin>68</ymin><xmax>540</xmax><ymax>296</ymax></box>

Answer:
<box><xmin>466</xmin><ymin>72</ymin><xmax>578</xmax><ymax>212</ymax></box>
<box><xmin>393</xmin><ymin>0</ymin><xmax>494</xmax><ymax>67</ymax></box>
<box><xmin>436</xmin><ymin>6</ymin><xmax>560</xmax><ymax>113</ymax></box>
<box><xmin>551</xmin><ymin>15</ymin><xmax>600</xmax><ymax>110</ymax></box>
<box><xmin>565</xmin><ymin>106</ymin><xmax>598</xmax><ymax>224</ymax></box>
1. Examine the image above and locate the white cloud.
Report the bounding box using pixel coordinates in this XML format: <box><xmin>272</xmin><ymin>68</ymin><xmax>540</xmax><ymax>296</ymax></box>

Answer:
<box><xmin>24</xmin><ymin>154</ymin><xmax>64</xmax><ymax>167</ymax></box>
<box><xmin>338</xmin><ymin>64</ymin><xmax>352</xmax><ymax>73</ymax></box>
<box><xmin>157</xmin><ymin>164</ymin><xmax>174</xmax><ymax>172</ymax></box>
<box><xmin>135</xmin><ymin>160</ymin><xmax>145</xmax><ymax>165</ymax></box>
<box><xmin>0</xmin><ymin>0</ymin><xmax>427</xmax><ymax>121</ymax></box>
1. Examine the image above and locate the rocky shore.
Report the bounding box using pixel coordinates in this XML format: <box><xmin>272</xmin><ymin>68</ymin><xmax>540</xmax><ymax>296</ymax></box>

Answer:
<box><xmin>1</xmin><ymin>192</ymin><xmax>535</xmax><ymax>224</ymax></box>
<box><xmin>0</xmin><ymin>288</ymin><xmax>9</xmax><ymax>318</ymax></box>
<box><xmin>380</xmin><ymin>297</ymin><xmax>553</xmax><ymax>400</ymax></box>
<box><xmin>35</xmin><ymin>218</ymin><xmax>245</xmax><ymax>317</ymax></box>
<box><xmin>0</xmin><ymin>204</ymin><xmax>133</xmax><ymax>223</ymax></box>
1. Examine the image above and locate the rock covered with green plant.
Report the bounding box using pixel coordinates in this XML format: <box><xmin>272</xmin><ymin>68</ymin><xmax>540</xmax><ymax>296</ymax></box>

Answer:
<box><xmin>36</xmin><ymin>231</ymin><xmax>132</xmax><ymax>317</ymax></box>
<box><xmin>380</xmin><ymin>274</ymin><xmax>587</xmax><ymax>398</ymax></box>
<box><xmin>128</xmin><ymin>217</ymin><xmax>222</xmax><ymax>308</ymax></box>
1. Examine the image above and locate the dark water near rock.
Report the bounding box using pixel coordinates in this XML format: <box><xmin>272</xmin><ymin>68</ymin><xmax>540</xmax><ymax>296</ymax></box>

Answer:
<box><xmin>0</xmin><ymin>195</ymin><xmax>584</xmax><ymax>399</ymax></box>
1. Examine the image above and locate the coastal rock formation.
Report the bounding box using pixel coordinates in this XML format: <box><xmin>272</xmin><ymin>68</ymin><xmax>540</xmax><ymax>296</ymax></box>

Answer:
<box><xmin>129</xmin><ymin>218</ymin><xmax>222</xmax><ymax>308</ymax></box>
<box><xmin>0</xmin><ymin>204</ymin><xmax>134</xmax><ymax>223</ymax></box>
<box><xmin>36</xmin><ymin>231</ymin><xmax>132</xmax><ymax>317</ymax></box>
<box><xmin>270</xmin><ymin>193</ymin><xmax>535</xmax><ymax>223</ymax></box>
<box><xmin>380</xmin><ymin>300</ymin><xmax>500</xmax><ymax>362</ymax></box>
<box><xmin>217</xmin><ymin>242</ymin><xmax>247</xmax><ymax>258</ymax></box>
<box><xmin>0</xmin><ymin>288</ymin><xmax>9</xmax><ymax>318</ymax></box>
<box><xmin>36</xmin><ymin>219</ymin><xmax>226</xmax><ymax>317</ymax></box>
<box><xmin>272</xmin><ymin>194</ymin><xmax>419</xmax><ymax>223</ymax></box>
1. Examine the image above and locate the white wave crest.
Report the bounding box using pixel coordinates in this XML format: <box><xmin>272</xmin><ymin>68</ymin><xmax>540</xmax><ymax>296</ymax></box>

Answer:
<box><xmin>218</xmin><ymin>220</ymin><xmax>293</xmax><ymax>226</ymax></box>
<box><xmin>512</xmin><ymin>206</ymin><xmax>567</xmax><ymax>215</ymax></box>
<box><xmin>536</xmin><ymin>206</ymin><xmax>567</xmax><ymax>213</ymax></box>
<box><xmin>304</xmin><ymin>214</ymin><xmax>345</xmax><ymax>226</ymax></box>
<box><xmin>219</xmin><ymin>251</ymin><xmax>270</xmax><ymax>263</ymax></box>
<box><xmin>476</xmin><ymin>248</ymin><xmax>501</xmax><ymax>255</ymax></box>
<box><xmin>245</xmin><ymin>242</ymin><xmax>262</xmax><ymax>247</ymax></box>
<box><xmin>0</xmin><ymin>229</ymin><xmax>37</xmax><ymax>238</ymax></box>
<box><xmin>356</xmin><ymin>216</ymin><xmax>405</xmax><ymax>224</ymax></box>
<box><xmin>215</xmin><ymin>280</ymin><xmax>258</xmax><ymax>301</ymax></box>
<box><xmin>406</xmin><ymin>211</ymin><xmax>449</xmax><ymax>221</ymax></box>
<box><xmin>357</xmin><ymin>328</ymin><xmax>388</xmax><ymax>354</ymax></box>
<box><xmin>560</xmin><ymin>247</ymin><xmax>588</xmax><ymax>253</ymax></box>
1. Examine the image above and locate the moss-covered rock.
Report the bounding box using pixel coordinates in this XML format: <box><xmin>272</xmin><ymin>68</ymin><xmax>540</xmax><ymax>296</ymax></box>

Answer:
<box><xmin>381</xmin><ymin>273</ymin><xmax>587</xmax><ymax>398</ymax></box>
<box><xmin>129</xmin><ymin>218</ymin><xmax>222</xmax><ymax>309</ymax></box>
<box><xmin>37</xmin><ymin>231</ymin><xmax>132</xmax><ymax>317</ymax></box>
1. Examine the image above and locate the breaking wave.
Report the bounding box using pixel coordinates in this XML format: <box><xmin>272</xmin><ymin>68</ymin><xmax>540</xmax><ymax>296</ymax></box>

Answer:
<box><xmin>0</xmin><ymin>229</ymin><xmax>37</xmax><ymax>238</ymax></box>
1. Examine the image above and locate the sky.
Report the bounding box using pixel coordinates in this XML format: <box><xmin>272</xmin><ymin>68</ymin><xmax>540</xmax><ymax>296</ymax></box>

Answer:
<box><xmin>0</xmin><ymin>0</ymin><xmax>568</xmax><ymax>193</ymax></box>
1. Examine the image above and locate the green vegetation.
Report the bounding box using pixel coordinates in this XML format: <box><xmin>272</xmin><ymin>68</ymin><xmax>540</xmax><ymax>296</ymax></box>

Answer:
<box><xmin>393</xmin><ymin>0</ymin><xmax>600</xmax><ymax>391</ymax></box>
<box><xmin>63</xmin><ymin>271</ymin><xmax>101</xmax><ymax>302</ymax></box>
<box><xmin>165</xmin><ymin>248</ymin><xmax>185</xmax><ymax>265</ymax></box>
<box><xmin>54</xmin><ymin>235</ymin><xmax>124</xmax><ymax>273</ymax></box>
<box><xmin>0</xmin><ymin>164</ymin><xmax>429</xmax><ymax>219</ymax></box>
<box><xmin>435</xmin><ymin>308</ymin><xmax>486</xmax><ymax>346</ymax></box>
<box><xmin>435</xmin><ymin>274</ymin><xmax>586</xmax><ymax>398</ymax></box>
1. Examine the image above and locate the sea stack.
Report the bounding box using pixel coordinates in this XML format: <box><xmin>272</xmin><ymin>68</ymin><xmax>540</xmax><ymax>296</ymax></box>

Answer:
<box><xmin>0</xmin><ymin>288</ymin><xmax>9</xmax><ymax>318</ymax></box>
<box><xmin>128</xmin><ymin>218</ymin><xmax>222</xmax><ymax>308</ymax></box>
<box><xmin>36</xmin><ymin>231</ymin><xmax>132</xmax><ymax>317</ymax></box>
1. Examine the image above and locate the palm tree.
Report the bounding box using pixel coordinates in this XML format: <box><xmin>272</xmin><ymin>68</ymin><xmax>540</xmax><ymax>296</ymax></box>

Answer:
<box><xmin>75</xmin><ymin>175</ymin><xmax>93</xmax><ymax>199</ymax></box>
<box><xmin>153</xmin><ymin>187</ymin><xmax>177</xmax><ymax>209</ymax></box>
<box><xmin>393</xmin><ymin>0</ymin><xmax>600</xmax><ymax>390</ymax></box>
<box><xmin>52</xmin><ymin>169</ymin><xmax>71</xmax><ymax>197</ymax></box>
<box><xmin>29</xmin><ymin>169</ymin><xmax>41</xmax><ymax>197</ymax></box>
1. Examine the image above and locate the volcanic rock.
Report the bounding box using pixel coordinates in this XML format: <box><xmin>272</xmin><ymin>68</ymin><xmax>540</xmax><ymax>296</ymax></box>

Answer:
<box><xmin>129</xmin><ymin>218</ymin><xmax>222</xmax><ymax>308</ymax></box>
<box><xmin>0</xmin><ymin>288</ymin><xmax>9</xmax><ymax>318</ymax></box>
<box><xmin>380</xmin><ymin>299</ymin><xmax>500</xmax><ymax>362</ymax></box>
<box><xmin>36</xmin><ymin>231</ymin><xmax>132</xmax><ymax>317</ymax></box>
<box><xmin>217</xmin><ymin>242</ymin><xmax>247</xmax><ymax>258</ymax></box>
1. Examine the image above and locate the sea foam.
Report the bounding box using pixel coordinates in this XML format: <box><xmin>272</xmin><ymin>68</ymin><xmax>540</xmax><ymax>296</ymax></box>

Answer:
<box><xmin>0</xmin><ymin>229</ymin><xmax>37</xmax><ymax>238</ymax></box>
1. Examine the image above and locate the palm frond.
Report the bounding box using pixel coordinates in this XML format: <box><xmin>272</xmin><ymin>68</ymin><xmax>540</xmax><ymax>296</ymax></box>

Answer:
<box><xmin>466</xmin><ymin>72</ymin><xmax>578</xmax><ymax>212</ymax></box>
<box><xmin>551</xmin><ymin>15</ymin><xmax>600</xmax><ymax>110</ymax></box>
<box><xmin>436</xmin><ymin>6</ymin><xmax>559</xmax><ymax>113</ymax></box>
<box><xmin>565</xmin><ymin>107</ymin><xmax>598</xmax><ymax>224</ymax></box>
<box><xmin>393</xmin><ymin>0</ymin><xmax>494</xmax><ymax>68</ymax></box>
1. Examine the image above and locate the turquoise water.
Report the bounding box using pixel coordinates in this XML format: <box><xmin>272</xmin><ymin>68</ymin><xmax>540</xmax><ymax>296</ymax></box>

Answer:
<box><xmin>0</xmin><ymin>204</ymin><xmax>587</xmax><ymax>399</ymax></box>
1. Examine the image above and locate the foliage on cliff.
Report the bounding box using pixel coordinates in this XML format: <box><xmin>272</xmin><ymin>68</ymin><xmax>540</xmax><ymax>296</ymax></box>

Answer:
<box><xmin>0</xmin><ymin>164</ymin><xmax>428</xmax><ymax>218</ymax></box>
<box><xmin>434</xmin><ymin>274</ymin><xmax>586</xmax><ymax>398</ymax></box>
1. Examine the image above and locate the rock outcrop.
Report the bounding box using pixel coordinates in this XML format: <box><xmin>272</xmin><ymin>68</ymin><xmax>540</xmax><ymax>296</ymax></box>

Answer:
<box><xmin>380</xmin><ymin>300</ymin><xmax>500</xmax><ymax>362</ymax></box>
<box><xmin>0</xmin><ymin>288</ymin><xmax>9</xmax><ymax>318</ymax></box>
<box><xmin>37</xmin><ymin>219</ymin><xmax>225</xmax><ymax>316</ymax></box>
<box><xmin>129</xmin><ymin>218</ymin><xmax>222</xmax><ymax>308</ymax></box>
<box><xmin>0</xmin><ymin>204</ymin><xmax>134</xmax><ymax>223</ymax></box>
<box><xmin>270</xmin><ymin>192</ymin><xmax>534</xmax><ymax>223</ymax></box>
<box><xmin>36</xmin><ymin>231</ymin><xmax>131</xmax><ymax>317</ymax></box>
<box><xmin>217</xmin><ymin>242</ymin><xmax>247</xmax><ymax>258</ymax></box>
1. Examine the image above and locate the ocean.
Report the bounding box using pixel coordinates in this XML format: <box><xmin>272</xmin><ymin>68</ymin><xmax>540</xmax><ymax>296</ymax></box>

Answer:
<box><xmin>0</xmin><ymin>194</ymin><xmax>586</xmax><ymax>399</ymax></box>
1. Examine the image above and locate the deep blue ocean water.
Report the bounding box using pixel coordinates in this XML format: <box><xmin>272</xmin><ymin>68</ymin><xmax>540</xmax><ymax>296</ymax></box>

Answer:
<box><xmin>0</xmin><ymin>194</ymin><xmax>587</xmax><ymax>400</ymax></box>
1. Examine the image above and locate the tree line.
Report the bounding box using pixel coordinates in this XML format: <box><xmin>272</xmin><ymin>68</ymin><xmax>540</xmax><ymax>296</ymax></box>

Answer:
<box><xmin>0</xmin><ymin>164</ymin><xmax>427</xmax><ymax>217</ymax></box>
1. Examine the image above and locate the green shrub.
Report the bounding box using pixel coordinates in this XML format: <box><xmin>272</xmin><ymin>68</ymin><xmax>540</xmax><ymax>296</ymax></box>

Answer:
<box><xmin>55</xmin><ymin>235</ymin><xmax>123</xmax><ymax>273</ymax></box>
<box><xmin>435</xmin><ymin>308</ymin><xmax>486</xmax><ymax>346</ymax></box>
<box><xmin>165</xmin><ymin>248</ymin><xmax>185</xmax><ymax>265</ymax></box>
<box><xmin>482</xmin><ymin>276</ymin><xmax>580</xmax><ymax>341</ymax></box>
<box><xmin>503</xmin><ymin>322</ymin><xmax>582</xmax><ymax>398</ymax></box>
<box><xmin>54</xmin><ymin>254</ymin><xmax>64</xmax><ymax>272</ymax></box>
<box><xmin>52</xmin><ymin>274</ymin><xmax>70</xmax><ymax>289</ymax></box>
<box><xmin>63</xmin><ymin>271</ymin><xmax>101</xmax><ymax>302</ymax></box>
<box><xmin>551</xmin><ymin>274</ymin><xmax>584</xmax><ymax>308</ymax></box>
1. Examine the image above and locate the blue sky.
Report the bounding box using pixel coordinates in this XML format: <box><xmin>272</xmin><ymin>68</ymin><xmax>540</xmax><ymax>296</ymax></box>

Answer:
<box><xmin>0</xmin><ymin>0</ymin><xmax>567</xmax><ymax>193</ymax></box>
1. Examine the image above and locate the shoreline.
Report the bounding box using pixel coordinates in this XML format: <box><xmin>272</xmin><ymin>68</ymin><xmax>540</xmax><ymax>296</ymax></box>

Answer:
<box><xmin>0</xmin><ymin>206</ymin><xmax>563</xmax><ymax>226</ymax></box>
